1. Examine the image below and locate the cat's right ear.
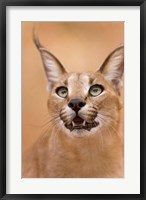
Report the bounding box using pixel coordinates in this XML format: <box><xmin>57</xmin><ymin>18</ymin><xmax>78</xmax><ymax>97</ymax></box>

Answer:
<box><xmin>98</xmin><ymin>46</ymin><xmax>124</xmax><ymax>92</ymax></box>
<box><xmin>33</xmin><ymin>36</ymin><xmax>67</xmax><ymax>91</ymax></box>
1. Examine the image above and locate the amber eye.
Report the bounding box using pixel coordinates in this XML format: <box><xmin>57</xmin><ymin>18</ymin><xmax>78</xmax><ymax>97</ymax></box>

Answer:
<box><xmin>89</xmin><ymin>84</ymin><xmax>103</xmax><ymax>97</ymax></box>
<box><xmin>56</xmin><ymin>87</ymin><xmax>68</xmax><ymax>98</ymax></box>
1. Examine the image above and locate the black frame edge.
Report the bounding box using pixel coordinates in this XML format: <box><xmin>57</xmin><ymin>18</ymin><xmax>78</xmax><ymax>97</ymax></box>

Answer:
<box><xmin>0</xmin><ymin>0</ymin><xmax>6</xmax><ymax>200</ymax></box>
<box><xmin>0</xmin><ymin>0</ymin><xmax>145</xmax><ymax>200</ymax></box>
<box><xmin>0</xmin><ymin>0</ymin><xmax>144</xmax><ymax>6</ymax></box>
<box><xmin>140</xmin><ymin>1</ymin><xmax>145</xmax><ymax>199</ymax></box>
<box><xmin>143</xmin><ymin>1</ymin><xmax>146</xmax><ymax>200</ymax></box>
<box><xmin>0</xmin><ymin>194</ymin><xmax>145</xmax><ymax>199</ymax></box>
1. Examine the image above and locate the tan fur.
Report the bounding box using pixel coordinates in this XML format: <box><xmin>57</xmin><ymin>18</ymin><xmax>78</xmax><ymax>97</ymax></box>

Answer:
<box><xmin>23</xmin><ymin>43</ymin><xmax>124</xmax><ymax>178</ymax></box>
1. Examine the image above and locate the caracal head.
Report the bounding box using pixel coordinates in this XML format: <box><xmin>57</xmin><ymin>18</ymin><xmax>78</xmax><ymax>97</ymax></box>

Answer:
<box><xmin>34</xmin><ymin>36</ymin><xmax>124</xmax><ymax>138</ymax></box>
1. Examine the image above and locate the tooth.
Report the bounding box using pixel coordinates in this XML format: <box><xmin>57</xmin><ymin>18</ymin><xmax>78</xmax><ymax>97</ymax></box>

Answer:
<box><xmin>83</xmin><ymin>120</ymin><xmax>86</xmax><ymax>126</ymax></box>
<box><xmin>72</xmin><ymin>121</ymin><xmax>75</xmax><ymax>127</ymax></box>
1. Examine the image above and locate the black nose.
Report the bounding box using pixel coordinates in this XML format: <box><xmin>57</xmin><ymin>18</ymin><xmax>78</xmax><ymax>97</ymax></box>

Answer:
<box><xmin>68</xmin><ymin>98</ymin><xmax>86</xmax><ymax>112</ymax></box>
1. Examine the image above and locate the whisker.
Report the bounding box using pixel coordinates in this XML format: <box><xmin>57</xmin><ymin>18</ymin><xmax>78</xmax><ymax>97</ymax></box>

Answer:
<box><xmin>97</xmin><ymin>114</ymin><xmax>120</xmax><ymax>138</ymax></box>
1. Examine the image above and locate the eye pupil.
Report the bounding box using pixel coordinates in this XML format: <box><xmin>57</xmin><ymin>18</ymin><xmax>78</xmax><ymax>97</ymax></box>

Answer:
<box><xmin>62</xmin><ymin>91</ymin><xmax>66</xmax><ymax>94</ymax></box>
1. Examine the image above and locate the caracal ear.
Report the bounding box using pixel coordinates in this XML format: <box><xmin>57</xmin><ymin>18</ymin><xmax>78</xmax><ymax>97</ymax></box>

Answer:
<box><xmin>33</xmin><ymin>35</ymin><xmax>67</xmax><ymax>91</ymax></box>
<box><xmin>98</xmin><ymin>46</ymin><xmax>124</xmax><ymax>91</ymax></box>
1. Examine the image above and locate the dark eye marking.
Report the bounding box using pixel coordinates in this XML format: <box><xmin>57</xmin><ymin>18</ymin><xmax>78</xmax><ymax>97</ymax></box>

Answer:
<box><xmin>89</xmin><ymin>77</ymin><xmax>94</xmax><ymax>85</ymax></box>
<box><xmin>64</xmin><ymin>79</ymin><xmax>68</xmax><ymax>86</ymax></box>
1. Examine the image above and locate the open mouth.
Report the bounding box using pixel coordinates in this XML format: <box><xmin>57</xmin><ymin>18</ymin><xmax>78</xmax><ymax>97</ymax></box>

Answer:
<box><xmin>65</xmin><ymin>116</ymin><xmax>99</xmax><ymax>131</ymax></box>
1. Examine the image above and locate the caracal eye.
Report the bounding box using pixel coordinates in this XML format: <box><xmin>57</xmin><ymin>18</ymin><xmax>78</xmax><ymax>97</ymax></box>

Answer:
<box><xmin>89</xmin><ymin>84</ymin><xmax>103</xmax><ymax>97</ymax></box>
<box><xmin>56</xmin><ymin>86</ymin><xmax>68</xmax><ymax>98</ymax></box>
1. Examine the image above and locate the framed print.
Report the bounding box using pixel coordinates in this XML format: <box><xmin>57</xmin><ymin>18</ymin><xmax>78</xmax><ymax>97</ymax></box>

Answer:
<box><xmin>0</xmin><ymin>0</ymin><xmax>145</xmax><ymax>199</ymax></box>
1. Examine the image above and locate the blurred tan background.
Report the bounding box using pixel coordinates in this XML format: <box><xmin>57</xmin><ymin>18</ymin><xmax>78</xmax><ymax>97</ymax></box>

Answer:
<box><xmin>22</xmin><ymin>22</ymin><xmax>124</xmax><ymax>154</ymax></box>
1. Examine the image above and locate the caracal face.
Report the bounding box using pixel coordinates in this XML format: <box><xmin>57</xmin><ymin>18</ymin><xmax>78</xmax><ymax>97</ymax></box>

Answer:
<box><xmin>33</xmin><ymin>36</ymin><xmax>124</xmax><ymax>138</ymax></box>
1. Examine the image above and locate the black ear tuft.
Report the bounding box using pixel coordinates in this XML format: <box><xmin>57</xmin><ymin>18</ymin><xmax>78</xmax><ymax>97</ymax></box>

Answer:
<box><xmin>32</xmin><ymin>31</ymin><xmax>44</xmax><ymax>50</ymax></box>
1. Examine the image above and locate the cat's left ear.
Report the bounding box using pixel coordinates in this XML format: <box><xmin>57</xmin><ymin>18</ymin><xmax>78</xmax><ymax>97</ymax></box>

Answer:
<box><xmin>98</xmin><ymin>46</ymin><xmax>124</xmax><ymax>91</ymax></box>
<box><xmin>33</xmin><ymin>35</ymin><xmax>67</xmax><ymax>91</ymax></box>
